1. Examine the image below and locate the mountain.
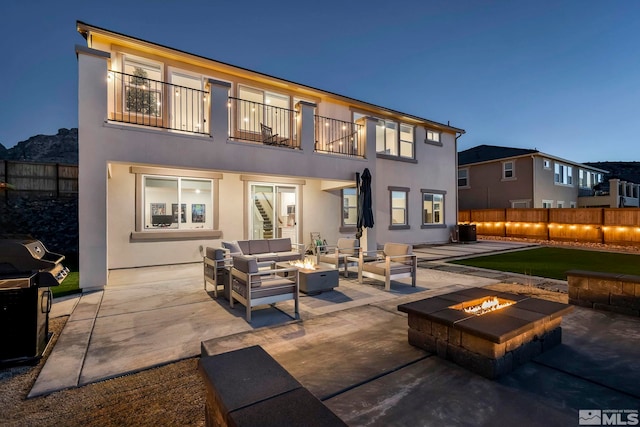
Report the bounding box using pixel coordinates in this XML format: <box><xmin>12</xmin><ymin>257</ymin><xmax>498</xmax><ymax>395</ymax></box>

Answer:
<box><xmin>0</xmin><ymin>128</ymin><xmax>78</xmax><ymax>164</ymax></box>
<box><xmin>584</xmin><ymin>161</ymin><xmax>640</xmax><ymax>184</ymax></box>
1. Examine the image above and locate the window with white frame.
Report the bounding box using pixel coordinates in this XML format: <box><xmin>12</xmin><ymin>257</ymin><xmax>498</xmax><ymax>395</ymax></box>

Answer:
<box><xmin>557</xmin><ymin>201</ymin><xmax>565</xmax><ymax>208</ymax></box>
<box><xmin>503</xmin><ymin>161</ymin><xmax>514</xmax><ymax>179</ymax></box>
<box><xmin>543</xmin><ymin>159</ymin><xmax>551</xmax><ymax>169</ymax></box>
<box><xmin>342</xmin><ymin>188</ymin><xmax>357</xmax><ymax>227</ymax></box>
<box><xmin>143</xmin><ymin>176</ymin><xmax>213</xmax><ymax>230</ymax></box>
<box><xmin>399</xmin><ymin>124</ymin><xmax>414</xmax><ymax>158</ymax></box>
<box><xmin>375</xmin><ymin>120</ymin><xmax>414</xmax><ymax>159</ymax></box>
<box><xmin>579</xmin><ymin>169</ymin><xmax>587</xmax><ymax>187</ymax></box>
<box><xmin>458</xmin><ymin>169</ymin><xmax>469</xmax><ymax>187</ymax></box>
<box><xmin>542</xmin><ymin>200</ymin><xmax>553</xmax><ymax>208</ymax></box>
<box><xmin>389</xmin><ymin>187</ymin><xmax>409</xmax><ymax>228</ymax></box>
<box><xmin>570</xmin><ymin>201</ymin><xmax>577</xmax><ymax>208</ymax></box>
<box><xmin>422</xmin><ymin>190</ymin><xmax>444</xmax><ymax>226</ymax></box>
<box><xmin>237</xmin><ymin>85</ymin><xmax>291</xmax><ymax>138</ymax></box>
<box><xmin>426</xmin><ymin>129</ymin><xmax>440</xmax><ymax>143</ymax></box>
<box><xmin>554</xmin><ymin>163</ymin><xmax>573</xmax><ymax>185</ymax></box>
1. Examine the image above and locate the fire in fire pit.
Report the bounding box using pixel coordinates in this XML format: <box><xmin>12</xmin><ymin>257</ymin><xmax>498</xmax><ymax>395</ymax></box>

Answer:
<box><xmin>289</xmin><ymin>259</ymin><xmax>316</xmax><ymax>270</ymax></box>
<box><xmin>451</xmin><ymin>296</ymin><xmax>515</xmax><ymax>316</ymax></box>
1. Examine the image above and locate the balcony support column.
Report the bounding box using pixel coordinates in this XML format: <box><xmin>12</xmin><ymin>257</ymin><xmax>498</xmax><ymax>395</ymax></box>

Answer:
<box><xmin>207</xmin><ymin>79</ymin><xmax>232</xmax><ymax>143</ymax></box>
<box><xmin>297</xmin><ymin>101</ymin><xmax>317</xmax><ymax>152</ymax></box>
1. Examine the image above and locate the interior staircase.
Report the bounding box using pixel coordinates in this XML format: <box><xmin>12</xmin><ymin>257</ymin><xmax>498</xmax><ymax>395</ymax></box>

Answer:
<box><xmin>254</xmin><ymin>199</ymin><xmax>273</xmax><ymax>239</ymax></box>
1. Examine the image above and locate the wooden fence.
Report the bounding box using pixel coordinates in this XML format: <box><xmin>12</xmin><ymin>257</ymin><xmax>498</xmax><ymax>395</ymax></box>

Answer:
<box><xmin>459</xmin><ymin>208</ymin><xmax>640</xmax><ymax>246</ymax></box>
<box><xmin>0</xmin><ymin>160</ymin><xmax>78</xmax><ymax>197</ymax></box>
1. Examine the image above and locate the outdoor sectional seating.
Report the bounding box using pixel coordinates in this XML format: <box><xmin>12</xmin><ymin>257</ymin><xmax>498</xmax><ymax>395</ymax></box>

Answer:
<box><xmin>221</xmin><ymin>238</ymin><xmax>304</xmax><ymax>263</ymax></box>
<box><xmin>357</xmin><ymin>242</ymin><xmax>417</xmax><ymax>291</ymax></box>
<box><xmin>230</xmin><ymin>255</ymin><xmax>299</xmax><ymax>322</ymax></box>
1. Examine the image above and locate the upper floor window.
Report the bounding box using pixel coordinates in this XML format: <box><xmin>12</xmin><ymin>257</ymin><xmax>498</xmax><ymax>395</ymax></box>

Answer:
<box><xmin>389</xmin><ymin>187</ymin><xmax>409</xmax><ymax>229</ymax></box>
<box><xmin>542</xmin><ymin>200</ymin><xmax>553</xmax><ymax>208</ymax></box>
<box><xmin>237</xmin><ymin>85</ymin><xmax>291</xmax><ymax>139</ymax></box>
<box><xmin>422</xmin><ymin>190</ymin><xmax>444</xmax><ymax>226</ymax></box>
<box><xmin>342</xmin><ymin>188</ymin><xmax>357</xmax><ymax>227</ymax></box>
<box><xmin>399</xmin><ymin>124</ymin><xmax>414</xmax><ymax>158</ymax></box>
<box><xmin>543</xmin><ymin>159</ymin><xmax>551</xmax><ymax>169</ymax></box>
<box><xmin>554</xmin><ymin>163</ymin><xmax>573</xmax><ymax>185</ymax></box>
<box><xmin>458</xmin><ymin>169</ymin><xmax>469</xmax><ymax>187</ymax></box>
<box><xmin>503</xmin><ymin>161</ymin><xmax>514</xmax><ymax>179</ymax></box>
<box><xmin>122</xmin><ymin>57</ymin><xmax>163</xmax><ymax>118</ymax></box>
<box><xmin>426</xmin><ymin>129</ymin><xmax>440</xmax><ymax>143</ymax></box>
<box><xmin>376</xmin><ymin>119</ymin><xmax>414</xmax><ymax>159</ymax></box>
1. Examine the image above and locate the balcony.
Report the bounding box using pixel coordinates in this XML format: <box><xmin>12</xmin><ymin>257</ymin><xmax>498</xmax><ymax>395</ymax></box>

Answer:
<box><xmin>315</xmin><ymin>116</ymin><xmax>364</xmax><ymax>158</ymax></box>
<box><xmin>107</xmin><ymin>70</ymin><xmax>209</xmax><ymax>135</ymax></box>
<box><xmin>105</xmin><ymin>71</ymin><xmax>367</xmax><ymax>159</ymax></box>
<box><xmin>228</xmin><ymin>97</ymin><xmax>299</xmax><ymax>150</ymax></box>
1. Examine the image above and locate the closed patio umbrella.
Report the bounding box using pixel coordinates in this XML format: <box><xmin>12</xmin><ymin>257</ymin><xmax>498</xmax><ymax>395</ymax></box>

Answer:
<box><xmin>356</xmin><ymin>168</ymin><xmax>374</xmax><ymax>239</ymax></box>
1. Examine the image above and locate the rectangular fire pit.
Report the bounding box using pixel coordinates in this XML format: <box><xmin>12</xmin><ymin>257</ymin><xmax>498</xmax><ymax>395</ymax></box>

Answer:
<box><xmin>397</xmin><ymin>287</ymin><xmax>574</xmax><ymax>379</ymax></box>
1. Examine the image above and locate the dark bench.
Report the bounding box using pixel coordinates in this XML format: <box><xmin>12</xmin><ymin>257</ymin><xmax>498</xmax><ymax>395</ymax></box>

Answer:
<box><xmin>198</xmin><ymin>345</ymin><xmax>346</xmax><ymax>427</ymax></box>
<box><xmin>567</xmin><ymin>270</ymin><xmax>640</xmax><ymax>317</ymax></box>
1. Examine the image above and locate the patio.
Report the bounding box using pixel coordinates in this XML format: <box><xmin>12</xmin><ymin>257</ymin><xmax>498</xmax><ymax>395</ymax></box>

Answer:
<box><xmin>23</xmin><ymin>240</ymin><xmax>640</xmax><ymax>426</ymax></box>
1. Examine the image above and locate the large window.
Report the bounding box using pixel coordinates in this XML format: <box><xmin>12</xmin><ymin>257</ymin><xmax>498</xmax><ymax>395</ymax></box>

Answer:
<box><xmin>554</xmin><ymin>163</ymin><xmax>573</xmax><ymax>185</ymax></box>
<box><xmin>375</xmin><ymin>119</ymin><xmax>414</xmax><ymax>159</ymax></box>
<box><xmin>143</xmin><ymin>176</ymin><xmax>213</xmax><ymax>230</ymax></box>
<box><xmin>342</xmin><ymin>188</ymin><xmax>357</xmax><ymax>227</ymax></box>
<box><xmin>389</xmin><ymin>187</ymin><xmax>409</xmax><ymax>229</ymax></box>
<box><xmin>170</xmin><ymin>70</ymin><xmax>206</xmax><ymax>133</ymax></box>
<box><xmin>422</xmin><ymin>190</ymin><xmax>445</xmax><ymax>226</ymax></box>
<box><xmin>237</xmin><ymin>86</ymin><xmax>291</xmax><ymax>138</ymax></box>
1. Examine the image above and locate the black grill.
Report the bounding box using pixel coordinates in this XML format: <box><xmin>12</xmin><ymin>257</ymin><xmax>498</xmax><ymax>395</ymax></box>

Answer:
<box><xmin>0</xmin><ymin>237</ymin><xmax>68</xmax><ymax>365</ymax></box>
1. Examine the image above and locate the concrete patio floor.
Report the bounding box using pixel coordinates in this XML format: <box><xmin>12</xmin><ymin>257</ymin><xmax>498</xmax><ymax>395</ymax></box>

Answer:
<box><xmin>31</xmin><ymin>239</ymin><xmax>640</xmax><ymax>426</ymax></box>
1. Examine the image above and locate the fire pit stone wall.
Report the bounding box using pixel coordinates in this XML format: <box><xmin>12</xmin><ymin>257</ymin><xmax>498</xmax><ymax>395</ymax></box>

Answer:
<box><xmin>398</xmin><ymin>287</ymin><xmax>573</xmax><ymax>379</ymax></box>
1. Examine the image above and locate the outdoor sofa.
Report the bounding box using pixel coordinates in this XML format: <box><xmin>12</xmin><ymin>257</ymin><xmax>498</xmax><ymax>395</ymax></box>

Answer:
<box><xmin>221</xmin><ymin>238</ymin><xmax>304</xmax><ymax>263</ymax></box>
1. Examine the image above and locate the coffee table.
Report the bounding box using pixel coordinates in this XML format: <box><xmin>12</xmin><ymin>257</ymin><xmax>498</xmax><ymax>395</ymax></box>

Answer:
<box><xmin>276</xmin><ymin>262</ymin><xmax>339</xmax><ymax>295</ymax></box>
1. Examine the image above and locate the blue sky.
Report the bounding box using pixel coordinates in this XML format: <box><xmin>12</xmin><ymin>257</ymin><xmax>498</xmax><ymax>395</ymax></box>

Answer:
<box><xmin>1</xmin><ymin>0</ymin><xmax>638</xmax><ymax>162</ymax></box>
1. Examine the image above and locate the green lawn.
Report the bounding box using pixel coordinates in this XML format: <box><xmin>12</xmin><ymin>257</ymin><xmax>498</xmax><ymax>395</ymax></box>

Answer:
<box><xmin>450</xmin><ymin>247</ymin><xmax>640</xmax><ymax>280</ymax></box>
<box><xmin>52</xmin><ymin>271</ymin><xmax>80</xmax><ymax>298</ymax></box>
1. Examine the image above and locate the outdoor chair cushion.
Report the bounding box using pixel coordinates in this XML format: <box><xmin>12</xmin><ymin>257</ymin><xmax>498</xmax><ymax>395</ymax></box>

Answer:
<box><xmin>237</xmin><ymin>240</ymin><xmax>251</xmax><ymax>255</ymax></box>
<box><xmin>206</xmin><ymin>247</ymin><xmax>225</xmax><ymax>260</ymax></box>
<box><xmin>255</xmin><ymin>253</ymin><xmax>280</xmax><ymax>263</ymax></box>
<box><xmin>275</xmin><ymin>251</ymin><xmax>303</xmax><ymax>262</ymax></box>
<box><xmin>248</xmin><ymin>239</ymin><xmax>270</xmax><ymax>255</ymax></box>
<box><xmin>268</xmin><ymin>238</ymin><xmax>292</xmax><ymax>253</ymax></box>
<box><xmin>232</xmin><ymin>277</ymin><xmax>296</xmax><ymax>299</ymax></box>
<box><xmin>336</xmin><ymin>238</ymin><xmax>358</xmax><ymax>255</ymax></box>
<box><xmin>232</xmin><ymin>255</ymin><xmax>262</xmax><ymax>288</ymax></box>
<box><xmin>222</xmin><ymin>240</ymin><xmax>243</xmax><ymax>255</ymax></box>
<box><xmin>383</xmin><ymin>243</ymin><xmax>413</xmax><ymax>263</ymax></box>
<box><xmin>362</xmin><ymin>261</ymin><xmax>413</xmax><ymax>277</ymax></box>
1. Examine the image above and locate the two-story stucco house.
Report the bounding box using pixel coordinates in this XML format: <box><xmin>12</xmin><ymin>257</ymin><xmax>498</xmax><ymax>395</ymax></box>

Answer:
<box><xmin>458</xmin><ymin>145</ymin><xmax>608</xmax><ymax>210</ymax></box>
<box><xmin>76</xmin><ymin>22</ymin><xmax>464</xmax><ymax>291</ymax></box>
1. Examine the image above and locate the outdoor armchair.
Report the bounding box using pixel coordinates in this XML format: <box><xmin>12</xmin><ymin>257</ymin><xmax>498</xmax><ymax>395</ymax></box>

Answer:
<box><xmin>230</xmin><ymin>255</ymin><xmax>299</xmax><ymax>322</ymax></box>
<box><xmin>316</xmin><ymin>238</ymin><xmax>360</xmax><ymax>277</ymax></box>
<box><xmin>204</xmin><ymin>247</ymin><xmax>233</xmax><ymax>299</ymax></box>
<box><xmin>357</xmin><ymin>243</ymin><xmax>417</xmax><ymax>291</ymax></box>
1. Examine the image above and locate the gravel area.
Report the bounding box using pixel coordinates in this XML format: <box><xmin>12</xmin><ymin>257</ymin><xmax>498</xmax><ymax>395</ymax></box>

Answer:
<box><xmin>0</xmin><ymin>316</ymin><xmax>205</xmax><ymax>426</ymax></box>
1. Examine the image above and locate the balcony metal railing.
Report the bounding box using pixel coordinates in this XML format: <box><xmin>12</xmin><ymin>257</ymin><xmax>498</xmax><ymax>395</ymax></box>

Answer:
<box><xmin>315</xmin><ymin>116</ymin><xmax>364</xmax><ymax>158</ymax></box>
<box><xmin>228</xmin><ymin>97</ymin><xmax>299</xmax><ymax>149</ymax></box>
<box><xmin>107</xmin><ymin>70</ymin><xmax>209</xmax><ymax>135</ymax></box>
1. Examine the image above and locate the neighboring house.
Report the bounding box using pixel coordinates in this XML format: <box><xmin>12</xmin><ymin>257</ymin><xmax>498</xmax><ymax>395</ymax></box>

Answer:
<box><xmin>76</xmin><ymin>21</ymin><xmax>464</xmax><ymax>291</ymax></box>
<box><xmin>578</xmin><ymin>178</ymin><xmax>640</xmax><ymax>208</ymax></box>
<box><xmin>457</xmin><ymin>145</ymin><xmax>608</xmax><ymax>210</ymax></box>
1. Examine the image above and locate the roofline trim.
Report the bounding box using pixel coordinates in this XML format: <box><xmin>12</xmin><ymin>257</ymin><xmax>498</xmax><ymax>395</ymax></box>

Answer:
<box><xmin>459</xmin><ymin>151</ymin><xmax>609</xmax><ymax>173</ymax></box>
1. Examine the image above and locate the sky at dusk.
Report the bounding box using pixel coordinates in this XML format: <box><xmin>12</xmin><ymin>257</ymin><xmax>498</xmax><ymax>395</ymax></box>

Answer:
<box><xmin>1</xmin><ymin>0</ymin><xmax>639</xmax><ymax>162</ymax></box>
